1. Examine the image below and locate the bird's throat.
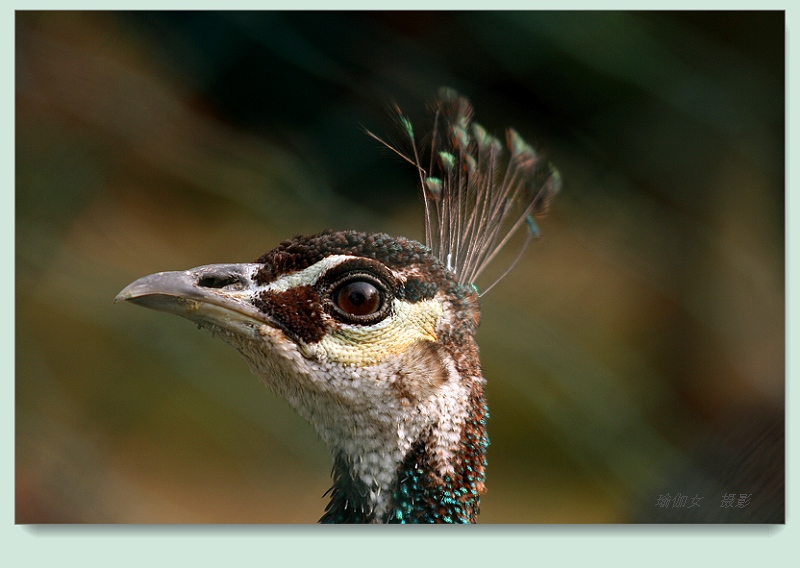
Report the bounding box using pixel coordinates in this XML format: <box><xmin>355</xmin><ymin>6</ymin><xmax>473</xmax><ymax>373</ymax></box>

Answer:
<box><xmin>320</xmin><ymin>383</ymin><xmax>489</xmax><ymax>524</ymax></box>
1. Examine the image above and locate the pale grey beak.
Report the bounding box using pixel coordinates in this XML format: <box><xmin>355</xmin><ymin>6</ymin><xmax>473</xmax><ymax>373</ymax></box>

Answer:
<box><xmin>115</xmin><ymin>263</ymin><xmax>269</xmax><ymax>330</ymax></box>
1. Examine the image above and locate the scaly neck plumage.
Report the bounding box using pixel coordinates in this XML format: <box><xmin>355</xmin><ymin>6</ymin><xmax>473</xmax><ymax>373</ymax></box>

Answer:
<box><xmin>320</xmin><ymin>381</ymin><xmax>488</xmax><ymax>524</ymax></box>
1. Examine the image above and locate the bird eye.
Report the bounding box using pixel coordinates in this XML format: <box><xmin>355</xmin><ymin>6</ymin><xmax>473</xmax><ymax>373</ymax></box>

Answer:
<box><xmin>333</xmin><ymin>280</ymin><xmax>382</xmax><ymax>317</ymax></box>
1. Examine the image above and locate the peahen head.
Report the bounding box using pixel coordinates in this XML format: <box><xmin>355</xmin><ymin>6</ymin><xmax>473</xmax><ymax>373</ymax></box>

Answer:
<box><xmin>116</xmin><ymin>89</ymin><xmax>559</xmax><ymax>523</ymax></box>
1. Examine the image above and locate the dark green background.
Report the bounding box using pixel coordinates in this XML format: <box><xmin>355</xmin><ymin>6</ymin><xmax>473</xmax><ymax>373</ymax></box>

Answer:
<box><xmin>16</xmin><ymin>11</ymin><xmax>783</xmax><ymax>523</ymax></box>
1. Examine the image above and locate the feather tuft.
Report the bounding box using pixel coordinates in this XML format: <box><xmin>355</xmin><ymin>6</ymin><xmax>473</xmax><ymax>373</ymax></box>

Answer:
<box><xmin>368</xmin><ymin>88</ymin><xmax>559</xmax><ymax>294</ymax></box>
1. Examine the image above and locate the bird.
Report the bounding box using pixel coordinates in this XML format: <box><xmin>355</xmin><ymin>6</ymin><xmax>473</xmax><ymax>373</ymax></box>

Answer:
<box><xmin>115</xmin><ymin>88</ymin><xmax>560</xmax><ymax>523</ymax></box>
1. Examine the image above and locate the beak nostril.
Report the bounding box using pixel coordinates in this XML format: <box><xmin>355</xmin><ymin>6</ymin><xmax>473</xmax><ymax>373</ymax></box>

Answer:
<box><xmin>198</xmin><ymin>274</ymin><xmax>241</xmax><ymax>289</ymax></box>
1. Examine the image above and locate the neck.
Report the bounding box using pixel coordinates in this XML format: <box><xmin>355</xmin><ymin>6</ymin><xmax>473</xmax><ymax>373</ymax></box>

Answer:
<box><xmin>320</xmin><ymin>380</ymin><xmax>488</xmax><ymax>524</ymax></box>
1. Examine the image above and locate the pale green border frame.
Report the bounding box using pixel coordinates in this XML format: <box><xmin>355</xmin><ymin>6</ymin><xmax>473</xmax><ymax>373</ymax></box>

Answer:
<box><xmin>3</xmin><ymin>2</ymin><xmax>795</xmax><ymax>566</ymax></box>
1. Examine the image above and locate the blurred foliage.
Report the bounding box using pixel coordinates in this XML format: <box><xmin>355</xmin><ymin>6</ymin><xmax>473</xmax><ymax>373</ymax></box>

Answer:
<box><xmin>16</xmin><ymin>11</ymin><xmax>783</xmax><ymax>523</ymax></box>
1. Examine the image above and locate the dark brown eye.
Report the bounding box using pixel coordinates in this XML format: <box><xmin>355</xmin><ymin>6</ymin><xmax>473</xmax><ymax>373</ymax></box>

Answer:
<box><xmin>334</xmin><ymin>280</ymin><xmax>382</xmax><ymax>317</ymax></box>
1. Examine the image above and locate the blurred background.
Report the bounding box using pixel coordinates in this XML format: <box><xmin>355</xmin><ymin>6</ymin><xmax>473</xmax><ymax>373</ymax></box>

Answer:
<box><xmin>16</xmin><ymin>11</ymin><xmax>783</xmax><ymax>523</ymax></box>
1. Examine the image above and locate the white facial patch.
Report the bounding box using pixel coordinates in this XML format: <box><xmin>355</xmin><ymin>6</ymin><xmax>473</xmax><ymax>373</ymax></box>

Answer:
<box><xmin>257</xmin><ymin>255</ymin><xmax>358</xmax><ymax>292</ymax></box>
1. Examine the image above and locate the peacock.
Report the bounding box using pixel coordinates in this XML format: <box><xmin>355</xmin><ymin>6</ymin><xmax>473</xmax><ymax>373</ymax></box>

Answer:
<box><xmin>116</xmin><ymin>88</ymin><xmax>560</xmax><ymax>523</ymax></box>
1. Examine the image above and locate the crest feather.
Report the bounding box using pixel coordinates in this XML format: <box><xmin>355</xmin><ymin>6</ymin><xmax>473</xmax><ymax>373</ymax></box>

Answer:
<box><xmin>368</xmin><ymin>88</ymin><xmax>560</xmax><ymax>295</ymax></box>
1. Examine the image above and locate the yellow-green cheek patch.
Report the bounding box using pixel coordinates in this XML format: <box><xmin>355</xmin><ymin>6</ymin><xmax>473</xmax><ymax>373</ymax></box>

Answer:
<box><xmin>314</xmin><ymin>299</ymin><xmax>443</xmax><ymax>366</ymax></box>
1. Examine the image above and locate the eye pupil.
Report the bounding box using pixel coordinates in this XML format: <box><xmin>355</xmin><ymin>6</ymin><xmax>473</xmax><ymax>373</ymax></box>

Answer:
<box><xmin>335</xmin><ymin>280</ymin><xmax>381</xmax><ymax>317</ymax></box>
<box><xmin>349</xmin><ymin>290</ymin><xmax>366</xmax><ymax>306</ymax></box>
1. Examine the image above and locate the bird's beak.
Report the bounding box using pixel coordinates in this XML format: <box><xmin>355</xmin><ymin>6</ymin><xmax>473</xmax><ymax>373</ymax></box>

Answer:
<box><xmin>115</xmin><ymin>263</ymin><xmax>270</xmax><ymax>334</ymax></box>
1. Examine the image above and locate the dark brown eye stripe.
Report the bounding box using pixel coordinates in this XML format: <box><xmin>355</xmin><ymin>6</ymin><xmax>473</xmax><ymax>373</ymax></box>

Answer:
<box><xmin>254</xmin><ymin>286</ymin><xmax>326</xmax><ymax>344</ymax></box>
